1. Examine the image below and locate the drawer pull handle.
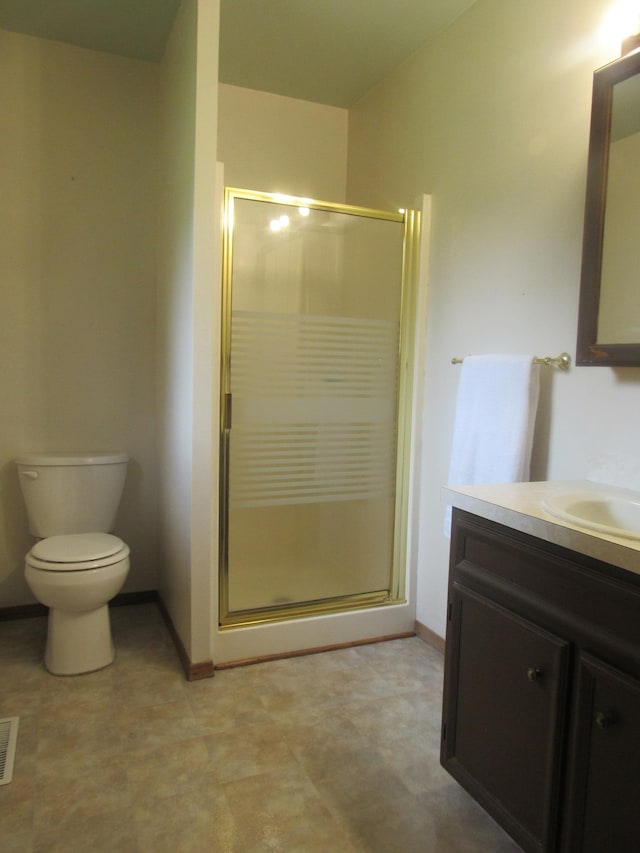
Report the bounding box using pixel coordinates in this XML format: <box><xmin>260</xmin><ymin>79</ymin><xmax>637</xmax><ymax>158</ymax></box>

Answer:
<box><xmin>595</xmin><ymin>711</ymin><xmax>615</xmax><ymax>730</ymax></box>
<box><xmin>527</xmin><ymin>667</ymin><xmax>542</xmax><ymax>683</ymax></box>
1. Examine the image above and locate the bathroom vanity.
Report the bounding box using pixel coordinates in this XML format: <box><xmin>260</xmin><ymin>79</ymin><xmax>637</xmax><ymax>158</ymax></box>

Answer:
<box><xmin>441</xmin><ymin>482</ymin><xmax>640</xmax><ymax>853</ymax></box>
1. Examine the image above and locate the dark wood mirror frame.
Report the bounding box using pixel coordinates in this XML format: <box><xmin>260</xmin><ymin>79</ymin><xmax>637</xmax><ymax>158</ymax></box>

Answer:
<box><xmin>576</xmin><ymin>48</ymin><xmax>640</xmax><ymax>366</ymax></box>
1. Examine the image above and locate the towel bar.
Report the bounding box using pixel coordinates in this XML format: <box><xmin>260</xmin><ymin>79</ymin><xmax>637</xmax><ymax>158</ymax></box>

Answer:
<box><xmin>451</xmin><ymin>352</ymin><xmax>571</xmax><ymax>370</ymax></box>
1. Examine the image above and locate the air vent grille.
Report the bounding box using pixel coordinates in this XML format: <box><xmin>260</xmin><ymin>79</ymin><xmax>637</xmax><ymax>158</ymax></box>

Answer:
<box><xmin>0</xmin><ymin>717</ymin><xmax>19</xmax><ymax>785</ymax></box>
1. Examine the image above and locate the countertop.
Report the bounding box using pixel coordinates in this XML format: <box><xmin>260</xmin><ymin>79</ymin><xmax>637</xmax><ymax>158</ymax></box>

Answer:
<box><xmin>443</xmin><ymin>480</ymin><xmax>640</xmax><ymax>577</ymax></box>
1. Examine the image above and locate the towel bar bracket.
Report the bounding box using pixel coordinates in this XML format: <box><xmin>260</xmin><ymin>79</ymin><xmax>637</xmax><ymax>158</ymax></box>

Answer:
<box><xmin>451</xmin><ymin>352</ymin><xmax>571</xmax><ymax>370</ymax></box>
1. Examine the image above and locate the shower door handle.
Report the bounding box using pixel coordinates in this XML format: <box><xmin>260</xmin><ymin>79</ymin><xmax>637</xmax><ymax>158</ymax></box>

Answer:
<box><xmin>224</xmin><ymin>393</ymin><xmax>233</xmax><ymax>430</ymax></box>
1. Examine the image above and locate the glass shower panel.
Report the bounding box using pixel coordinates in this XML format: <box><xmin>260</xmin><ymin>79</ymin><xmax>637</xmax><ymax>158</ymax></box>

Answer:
<box><xmin>223</xmin><ymin>195</ymin><xmax>405</xmax><ymax>620</ymax></box>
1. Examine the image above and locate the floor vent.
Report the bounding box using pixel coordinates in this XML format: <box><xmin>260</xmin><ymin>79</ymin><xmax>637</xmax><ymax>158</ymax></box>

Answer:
<box><xmin>0</xmin><ymin>717</ymin><xmax>19</xmax><ymax>785</ymax></box>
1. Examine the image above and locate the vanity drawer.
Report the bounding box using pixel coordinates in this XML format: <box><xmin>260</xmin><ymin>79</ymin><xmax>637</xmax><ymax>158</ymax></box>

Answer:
<box><xmin>450</xmin><ymin>510</ymin><xmax>640</xmax><ymax>678</ymax></box>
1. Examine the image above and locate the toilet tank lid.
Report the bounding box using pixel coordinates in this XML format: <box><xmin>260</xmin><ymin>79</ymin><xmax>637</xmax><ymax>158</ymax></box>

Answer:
<box><xmin>15</xmin><ymin>452</ymin><xmax>128</xmax><ymax>466</ymax></box>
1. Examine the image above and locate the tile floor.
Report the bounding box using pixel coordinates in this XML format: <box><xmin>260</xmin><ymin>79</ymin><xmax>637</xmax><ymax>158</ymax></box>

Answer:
<box><xmin>1</xmin><ymin>604</ymin><xmax>521</xmax><ymax>852</ymax></box>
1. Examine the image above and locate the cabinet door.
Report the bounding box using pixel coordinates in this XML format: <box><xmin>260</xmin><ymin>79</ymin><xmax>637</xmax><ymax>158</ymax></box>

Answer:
<box><xmin>563</xmin><ymin>653</ymin><xmax>640</xmax><ymax>853</ymax></box>
<box><xmin>442</xmin><ymin>585</ymin><xmax>570</xmax><ymax>853</ymax></box>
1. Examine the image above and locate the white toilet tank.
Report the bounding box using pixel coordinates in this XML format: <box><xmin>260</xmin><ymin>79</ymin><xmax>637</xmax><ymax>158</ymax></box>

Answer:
<box><xmin>15</xmin><ymin>452</ymin><xmax>128</xmax><ymax>538</ymax></box>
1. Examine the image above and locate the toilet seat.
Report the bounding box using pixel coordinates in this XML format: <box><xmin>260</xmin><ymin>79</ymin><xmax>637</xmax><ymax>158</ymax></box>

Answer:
<box><xmin>27</xmin><ymin>533</ymin><xmax>129</xmax><ymax>572</ymax></box>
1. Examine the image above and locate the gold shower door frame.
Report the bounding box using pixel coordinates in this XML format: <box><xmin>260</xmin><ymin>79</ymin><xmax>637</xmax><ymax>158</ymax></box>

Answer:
<box><xmin>219</xmin><ymin>188</ymin><xmax>420</xmax><ymax>628</ymax></box>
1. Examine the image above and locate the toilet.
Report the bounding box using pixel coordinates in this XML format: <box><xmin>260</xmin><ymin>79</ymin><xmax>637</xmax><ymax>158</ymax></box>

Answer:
<box><xmin>15</xmin><ymin>452</ymin><xmax>130</xmax><ymax>676</ymax></box>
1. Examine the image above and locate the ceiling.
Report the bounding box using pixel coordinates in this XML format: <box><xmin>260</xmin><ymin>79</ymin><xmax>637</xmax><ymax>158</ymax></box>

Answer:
<box><xmin>218</xmin><ymin>0</ymin><xmax>478</xmax><ymax>107</ymax></box>
<box><xmin>0</xmin><ymin>0</ymin><xmax>477</xmax><ymax>107</ymax></box>
<box><xmin>0</xmin><ymin>1</ymin><xmax>182</xmax><ymax>63</ymax></box>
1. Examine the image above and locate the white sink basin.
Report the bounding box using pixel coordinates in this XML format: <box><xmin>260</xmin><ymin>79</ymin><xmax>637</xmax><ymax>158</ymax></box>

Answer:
<box><xmin>542</xmin><ymin>491</ymin><xmax>640</xmax><ymax>540</ymax></box>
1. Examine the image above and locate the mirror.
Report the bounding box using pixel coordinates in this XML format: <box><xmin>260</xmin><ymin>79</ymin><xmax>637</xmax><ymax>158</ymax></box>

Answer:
<box><xmin>576</xmin><ymin>48</ymin><xmax>640</xmax><ymax>366</ymax></box>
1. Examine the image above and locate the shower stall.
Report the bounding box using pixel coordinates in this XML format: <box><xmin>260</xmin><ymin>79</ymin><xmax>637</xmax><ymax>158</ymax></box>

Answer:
<box><xmin>219</xmin><ymin>189</ymin><xmax>420</xmax><ymax>629</ymax></box>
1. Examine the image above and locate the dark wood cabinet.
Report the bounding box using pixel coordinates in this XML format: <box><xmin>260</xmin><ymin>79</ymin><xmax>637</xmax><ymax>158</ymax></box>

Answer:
<box><xmin>441</xmin><ymin>509</ymin><xmax>640</xmax><ymax>853</ymax></box>
<box><xmin>444</xmin><ymin>587</ymin><xmax>569</xmax><ymax>851</ymax></box>
<box><xmin>563</xmin><ymin>653</ymin><xmax>640</xmax><ymax>853</ymax></box>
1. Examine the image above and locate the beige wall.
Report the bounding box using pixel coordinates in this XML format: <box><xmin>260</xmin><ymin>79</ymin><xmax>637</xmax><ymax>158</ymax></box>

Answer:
<box><xmin>218</xmin><ymin>83</ymin><xmax>348</xmax><ymax>200</ymax></box>
<box><xmin>189</xmin><ymin>0</ymin><xmax>220</xmax><ymax>664</ymax></box>
<box><xmin>347</xmin><ymin>0</ymin><xmax>640</xmax><ymax>638</ymax></box>
<box><xmin>0</xmin><ymin>1</ymin><xmax>220</xmax><ymax>666</ymax></box>
<box><xmin>0</xmin><ymin>29</ymin><xmax>159</xmax><ymax>605</ymax></box>
<box><xmin>156</xmin><ymin>0</ymin><xmax>197</xmax><ymax>652</ymax></box>
<box><xmin>156</xmin><ymin>0</ymin><xmax>220</xmax><ymax>663</ymax></box>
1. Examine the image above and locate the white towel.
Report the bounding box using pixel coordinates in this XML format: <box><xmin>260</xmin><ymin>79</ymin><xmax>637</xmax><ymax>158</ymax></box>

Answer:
<box><xmin>444</xmin><ymin>354</ymin><xmax>540</xmax><ymax>536</ymax></box>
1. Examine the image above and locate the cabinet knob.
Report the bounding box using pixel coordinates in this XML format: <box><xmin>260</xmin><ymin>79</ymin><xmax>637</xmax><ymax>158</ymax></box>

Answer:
<box><xmin>595</xmin><ymin>711</ymin><xmax>615</xmax><ymax>730</ymax></box>
<box><xmin>527</xmin><ymin>667</ymin><xmax>542</xmax><ymax>682</ymax></box>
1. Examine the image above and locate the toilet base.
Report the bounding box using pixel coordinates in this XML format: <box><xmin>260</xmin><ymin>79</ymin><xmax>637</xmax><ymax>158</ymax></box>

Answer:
<box><xmin>45</xmin><ymin>604</ymin><xmax>115</xmax><ymax>675</ymax></box>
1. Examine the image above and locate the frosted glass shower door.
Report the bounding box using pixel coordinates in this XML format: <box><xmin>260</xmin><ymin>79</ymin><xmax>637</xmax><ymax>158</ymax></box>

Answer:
<box><xmin>220</xmin><ymin>191</ymin><xmax>408</xmax><ymax>625</ymax></box>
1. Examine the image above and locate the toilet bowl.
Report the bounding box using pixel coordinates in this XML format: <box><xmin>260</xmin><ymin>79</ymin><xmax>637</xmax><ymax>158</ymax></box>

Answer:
<box><xmin>25</xmin><ymin>533</ymin><xmax>130</xmax><ymax>675</ymax></box>
<box><xmin>16</xmin><ymin>452</ymin><xmax>130</xmax><ymax>676</ymax></box>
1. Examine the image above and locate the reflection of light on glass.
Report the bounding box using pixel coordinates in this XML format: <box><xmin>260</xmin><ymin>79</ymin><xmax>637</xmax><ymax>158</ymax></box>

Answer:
<box><xmin>398</xmin><ymin>208</ymin><xmax>405</xmax><ymax>214</ymax></box>
<box><xmin>600</xmin><ymin>1</ymin><xmax>640</xmax><ymax>48</ymax></box>
<box><xmin>299</xmin><ymin>207</ymin><xmax>310</xmax><ymax>217</ymax></box>
<box><xmin>270</xmin><ymin>215</ymin><xmax>290</xmax><ymax>233</ymax></box>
